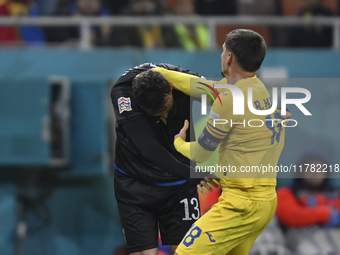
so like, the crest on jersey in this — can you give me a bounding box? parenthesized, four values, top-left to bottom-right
(209, 110, 220, 120)
(118, 97, 132, 114)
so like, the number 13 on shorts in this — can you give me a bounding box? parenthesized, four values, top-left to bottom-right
(180, 198, 200, 221)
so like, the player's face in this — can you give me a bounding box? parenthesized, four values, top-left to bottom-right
(221, 43, 229, 77)
(153, 92, 174, 119)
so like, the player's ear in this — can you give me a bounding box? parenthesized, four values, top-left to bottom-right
(169, 82, 174, 91)
(227, 52, 233, 65)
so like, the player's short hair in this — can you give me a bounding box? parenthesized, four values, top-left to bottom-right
(225, 29, 267, 72)
(132, 69, 171, 115)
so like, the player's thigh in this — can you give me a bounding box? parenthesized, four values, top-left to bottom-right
(226, 228, 263, 255)
(227, 196, 278, 255)
(268, 195, 277, 223)
(176, 195, 275, 255)
(158, 183, 200, 246)
(116, 200, 159, 253)
(114, 172, 159, 253)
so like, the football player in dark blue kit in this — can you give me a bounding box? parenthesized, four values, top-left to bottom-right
(110, 63, 218, 255)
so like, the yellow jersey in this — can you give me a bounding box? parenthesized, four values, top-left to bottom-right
(210, 77, 285, 186)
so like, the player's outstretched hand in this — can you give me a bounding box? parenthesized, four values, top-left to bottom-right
(174, 120, 189, 141)
(278, 108, 292, 120)
(197, 174, 220, 195)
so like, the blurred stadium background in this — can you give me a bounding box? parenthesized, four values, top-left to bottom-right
(0, 0, 340, 254)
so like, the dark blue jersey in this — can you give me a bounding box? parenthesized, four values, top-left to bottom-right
(111, 63, 201, 184)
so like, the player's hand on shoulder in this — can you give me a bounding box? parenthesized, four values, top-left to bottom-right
(197, 173, 220, 195)
(174, 120, 189, 141)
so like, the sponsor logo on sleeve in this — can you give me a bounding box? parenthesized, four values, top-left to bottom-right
(209, 110, 220, 120)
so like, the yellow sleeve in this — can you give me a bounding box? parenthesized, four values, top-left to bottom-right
(214, 78, 228, 94)
(154, 67, 217, 98)
(174, 137, 214, 163)
(174, 137, 190, 159)
(206, 91, 234, 134)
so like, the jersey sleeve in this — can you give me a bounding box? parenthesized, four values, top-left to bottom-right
(174, 137, 213, 164)
(153, 67, 217, 98)
(155, 63, 202, 77)
(214, 78, 228, 94)
(110, 84, 144, 125)
(205, 90, 233, 138)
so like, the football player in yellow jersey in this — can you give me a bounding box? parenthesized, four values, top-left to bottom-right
(168, 29, 287, 255)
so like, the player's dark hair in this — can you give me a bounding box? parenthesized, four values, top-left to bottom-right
(132, 70, 171, 115)
(225, 29, 267, 72)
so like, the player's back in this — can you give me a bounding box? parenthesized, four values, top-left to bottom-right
(211, 77, 285, 200)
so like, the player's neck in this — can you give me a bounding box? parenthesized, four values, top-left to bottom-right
(226, 68, 256, 84)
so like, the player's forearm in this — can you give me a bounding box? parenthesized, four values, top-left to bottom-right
(154, 67, 216, 98)
(174, 137, 213, 163)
